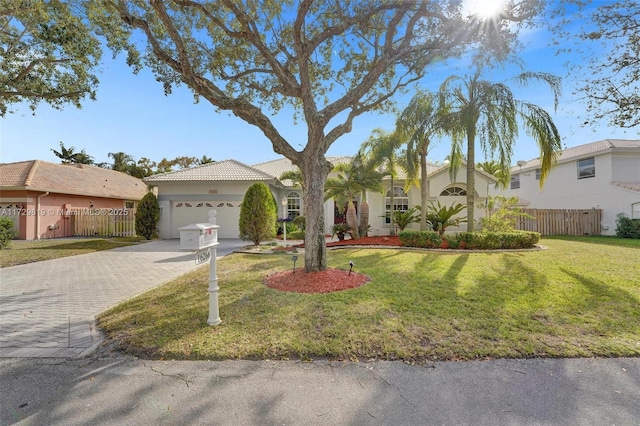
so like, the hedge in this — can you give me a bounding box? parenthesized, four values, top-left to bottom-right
(399, 230, 540, 250)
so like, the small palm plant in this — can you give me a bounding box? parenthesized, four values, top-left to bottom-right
(392, 207, 420, 232)
(425, 200, 467, 235)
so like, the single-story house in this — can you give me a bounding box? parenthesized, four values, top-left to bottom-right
(144, 157, 497, 239)
(0, 160, 148, 240)
(493, 139, 640, 236)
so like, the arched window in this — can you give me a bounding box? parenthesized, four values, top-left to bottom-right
(384, 186, 409, 224)
(440, 186, 467, 196)
(285, 191, 301, 219)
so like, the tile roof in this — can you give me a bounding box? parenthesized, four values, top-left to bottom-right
(144, 159, 276, 183)
(611, 182, 640, 193)
(252, 156, 451, 184)
(0, 160, 148, 200)
(513, 139, 640, 171)
(252, 156, 352, 186)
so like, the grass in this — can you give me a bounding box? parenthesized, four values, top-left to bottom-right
(98, 238, 640, 362)
(544, 234, 640, 248)
(0, 237, 146, 268)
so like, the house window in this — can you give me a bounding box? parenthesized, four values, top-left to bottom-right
(385, 186, 409, 224)
(125, 201, 136, 209)
(632, 202, 640, 219)
(510, 174, 520, 189)
(286, 191, 301, 219)
(577, 157, 595, 179)
(440, 186, 467, 196)
(535, 169, 541, 181)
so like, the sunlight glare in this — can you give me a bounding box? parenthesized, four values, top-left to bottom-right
(465, 0, 505, 19)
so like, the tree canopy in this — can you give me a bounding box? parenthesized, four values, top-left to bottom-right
(0, 0, 102, 116)
(555, 0, 639, 129)
(87, 0, 544, 272)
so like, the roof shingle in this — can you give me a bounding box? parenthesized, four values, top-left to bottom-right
(144, 159, 276, 182)
(514, 139, 640, 171)
(0, 160, 148, 200)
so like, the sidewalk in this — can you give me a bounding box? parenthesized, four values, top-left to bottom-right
(0, 239, 246, 358)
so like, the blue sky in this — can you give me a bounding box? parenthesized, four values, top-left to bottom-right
(0, 5, 636, 169)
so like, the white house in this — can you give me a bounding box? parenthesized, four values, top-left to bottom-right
(494, 139, 640, 235)
(144, 157, 498, 239)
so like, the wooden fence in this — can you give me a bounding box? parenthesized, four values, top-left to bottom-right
(70, 208, 136, 237)
(514, 208, 602, 236)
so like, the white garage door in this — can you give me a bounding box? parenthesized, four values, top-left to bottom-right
(171, 201, 241, 239)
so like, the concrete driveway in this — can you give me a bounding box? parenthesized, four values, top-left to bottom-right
(0, 239, 246, 358)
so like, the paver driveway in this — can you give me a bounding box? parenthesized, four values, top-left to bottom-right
(0, 239, 245, 358)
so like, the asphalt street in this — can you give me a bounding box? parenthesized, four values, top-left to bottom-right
(1, 354, 638, 425)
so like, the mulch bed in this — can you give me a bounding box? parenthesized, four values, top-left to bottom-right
(265, 268, 369, 294)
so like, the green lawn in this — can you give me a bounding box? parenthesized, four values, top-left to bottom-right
(98, 238, 640, 362)
(545, 234, 640, 248)
(0, 237, 145, 268)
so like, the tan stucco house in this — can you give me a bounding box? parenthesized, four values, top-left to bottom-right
(144, 157, 497, 239)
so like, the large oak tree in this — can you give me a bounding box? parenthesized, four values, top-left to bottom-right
(88, 0, 543, 272)
(0, 0, 101, 116)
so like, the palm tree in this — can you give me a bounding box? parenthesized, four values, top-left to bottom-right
(199, 155, 214, 164)
(324, 160, 384, 239)
(396, 90, 446, 231)
(476, 160, 509, 188)
(439, 70, 562, 232)
(359, 128, 406, 236)
(279, 169, 305, 190)
(350, 152, 385, 237)
(108, 152, 135, 172)
(51, 141, 80, 164)
(324, 164, 361, 239)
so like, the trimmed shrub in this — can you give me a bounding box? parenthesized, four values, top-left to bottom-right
(288, 230, 305, 240)
(401, 230, 540, 250)
(398, 230, 441, 248)
(135, 192, 160, 240)
(239, 182, 277, 245)
(0, 217, 17, 249)
(615, 213, 640, 239)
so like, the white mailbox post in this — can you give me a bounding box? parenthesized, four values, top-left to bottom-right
(178, 210, 221, 326)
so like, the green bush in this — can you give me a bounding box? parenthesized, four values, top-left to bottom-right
(135, 192, 160, 240)
(292, 215, 305, 232)
(398, 230, 441, 248)
(0, 217, 17, 249)
(288, 230, 305, 240)
(615, 213, 640, 239)
(479, 196, 532, 232)
(239, 183, 277, 245)
(400, 230, 540, 249)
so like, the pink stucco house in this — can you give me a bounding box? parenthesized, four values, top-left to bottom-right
(0, 160, 148, 240)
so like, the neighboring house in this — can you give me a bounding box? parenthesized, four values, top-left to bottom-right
(0, 161, 148, 240)
(144, 157, 497, 239)
(494, 139, 640, 236)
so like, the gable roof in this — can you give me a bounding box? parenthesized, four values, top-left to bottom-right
(143, 159, 276, 183)
(514, 139, 640, 171)
(427, 162, 498, 183)
(0, 160, 148, 200)
(252, 156, 352, 186)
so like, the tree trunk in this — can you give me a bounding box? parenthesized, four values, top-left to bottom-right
(419, 147, 429, 231)
(300, 154, 332, 272)
(389, 176, 395, 236)
(359, 190, 369, 237)
(346, 200, 359, 239)
(466, 130, 476, 232)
